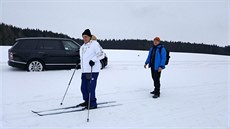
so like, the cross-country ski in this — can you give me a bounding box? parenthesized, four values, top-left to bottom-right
(32, 104, 122, 116)
(32, 101, 116, 114)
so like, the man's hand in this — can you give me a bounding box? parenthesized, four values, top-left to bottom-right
(144, 64, 148, 69)
(89, 60, 95, 67)
(158, 67, 163, 72)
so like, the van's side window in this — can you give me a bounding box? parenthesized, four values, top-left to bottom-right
(62, 41, 80, 51)
(18, 40, 38, 50)
(39, 40, 63, 50)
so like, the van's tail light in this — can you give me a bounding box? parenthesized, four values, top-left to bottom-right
(9, 52, 13, 60)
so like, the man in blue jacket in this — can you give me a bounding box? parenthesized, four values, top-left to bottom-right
(144, 37, 167, 98)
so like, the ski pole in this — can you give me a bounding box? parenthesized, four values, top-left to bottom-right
(60, 64, 78, 105)
(87, 66, 93, 122)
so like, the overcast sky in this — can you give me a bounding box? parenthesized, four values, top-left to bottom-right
(0, 0, 229, 46)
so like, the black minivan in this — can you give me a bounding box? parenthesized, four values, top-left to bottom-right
(8, 37, 108, 72)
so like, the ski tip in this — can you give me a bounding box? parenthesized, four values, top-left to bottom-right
(105, 101, 116, 103)
(37, 114, 43, 116)
(32, 110, 43, 116)
(31, 110, 37, 113)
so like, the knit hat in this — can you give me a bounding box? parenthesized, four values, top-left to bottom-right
(82, 29, 92, 37)
(154, 37, 160, 42)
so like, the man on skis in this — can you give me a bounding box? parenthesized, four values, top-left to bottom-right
(144, 37, 167, 98)
(79, 29, 104, 109)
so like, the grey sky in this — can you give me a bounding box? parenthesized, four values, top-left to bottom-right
(1, 0, 229, 46)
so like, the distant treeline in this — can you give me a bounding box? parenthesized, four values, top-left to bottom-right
(98, 39, 230, 56)
(1, 23, 229, 55)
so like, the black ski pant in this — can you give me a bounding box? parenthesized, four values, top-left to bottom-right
(151, 68, 161, 95)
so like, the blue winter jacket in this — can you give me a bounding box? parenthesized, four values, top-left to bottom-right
(145, 45, 167, 71)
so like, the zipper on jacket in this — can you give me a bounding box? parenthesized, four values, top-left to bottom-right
(81, 45, 84, 73)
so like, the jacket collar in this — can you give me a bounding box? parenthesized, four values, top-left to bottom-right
(153, 44, 162, 48)
(83, 41, 93, 46)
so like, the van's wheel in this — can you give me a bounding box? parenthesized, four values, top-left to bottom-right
(27, 60, 44, 72)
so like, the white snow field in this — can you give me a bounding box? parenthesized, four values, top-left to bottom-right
(0, 46, 229, 129)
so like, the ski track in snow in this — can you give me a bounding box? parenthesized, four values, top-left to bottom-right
(0, 46, 230, 129)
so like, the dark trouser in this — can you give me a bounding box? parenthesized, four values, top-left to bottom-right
(81, 73, 99, 107)
(151, 68, 161, 95)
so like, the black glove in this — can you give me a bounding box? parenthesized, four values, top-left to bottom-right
(89, 60, 95, 67)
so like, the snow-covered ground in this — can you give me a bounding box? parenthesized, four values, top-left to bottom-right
(0, 46, 229, 129)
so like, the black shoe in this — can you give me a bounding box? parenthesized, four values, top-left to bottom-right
(152, 94, 160, 99)
(86, 105, 97, 109)
(150, 91, 156, 94)
(78, 102, 87, 107)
